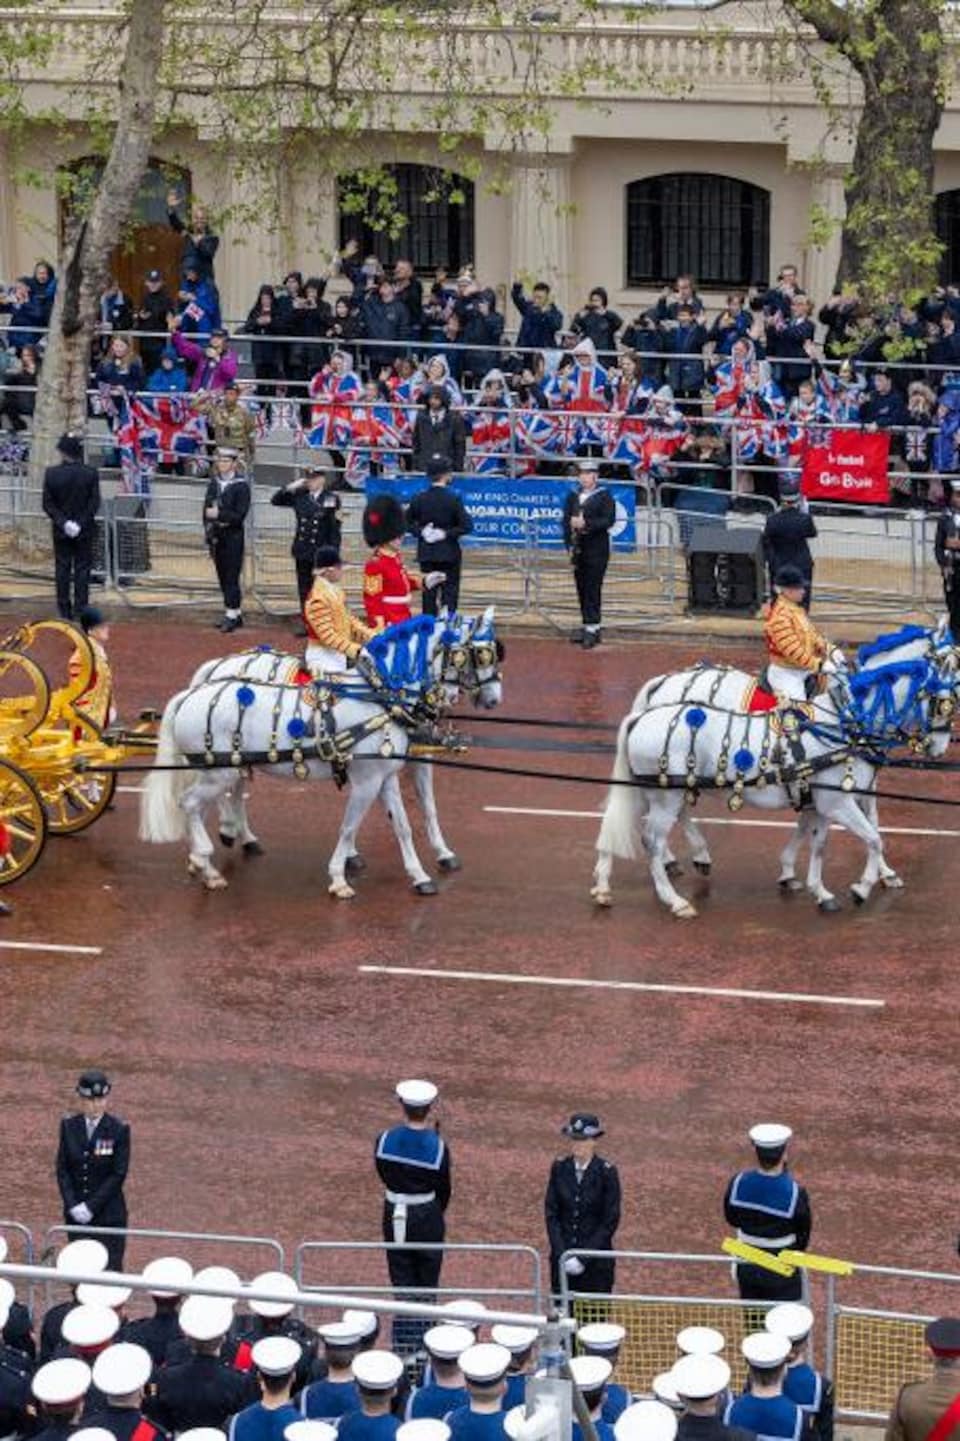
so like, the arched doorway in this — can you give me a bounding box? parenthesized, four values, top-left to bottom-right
(59, 157, 192, 302)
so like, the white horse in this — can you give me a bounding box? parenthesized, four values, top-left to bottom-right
(592, 626, 958, 917)
(139, 612, 502, 898)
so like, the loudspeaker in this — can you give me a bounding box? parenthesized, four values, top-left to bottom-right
(686, 525, 763, 614)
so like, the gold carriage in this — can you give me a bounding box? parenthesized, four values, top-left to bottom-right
(0, 619, 157, 886)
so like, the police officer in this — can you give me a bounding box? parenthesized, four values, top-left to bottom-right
(30, 1355, 92, 1441)
(204, 447, 251, 633)
(0, 1287, 33, 1437)
(446, 1344, 511, 1441)
(42, 433, 101, 621)
(672, 1354, 753, 1441)
(227, 1336, 302, 1441)
(884, 1317, 960, 1441)
(119, 1256, 192, 1368)
(544, 1113, 621, 1297)
(55, 1071, 131, 1270)
(724, 1334, 801, 1441)
(86, 1342, 171, 1441)
(336, 1351, 404, 1441)
(270, 466, 343, 630)
(765, 1304, 833, 1441)
(147, 1296, 253, 1432)
(374, 1080, 451, 1356)
(723, 1123, 811, 1302)
(763, 477, 817, 608)
(405, 1325, 472, 1420)
(562, 460, 616, 648)
(406, 461, 474, 616)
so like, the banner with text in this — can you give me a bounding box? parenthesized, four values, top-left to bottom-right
(801, 430, 891, 505)
(364, 475, 637, 551)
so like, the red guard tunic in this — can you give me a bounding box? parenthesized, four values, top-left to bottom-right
(363, 545, 421, 627)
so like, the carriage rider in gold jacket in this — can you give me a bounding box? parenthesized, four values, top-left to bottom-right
(762, 564, 844, 703)
(303, 545, 377, 677)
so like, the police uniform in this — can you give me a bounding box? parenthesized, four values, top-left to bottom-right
(41, 434, 101, 621)
(271, 477, 343, 610)
(562, 466, 616, 647)
(363, 495, 422, 628)
(405, 471, 473, 616)
(375, 1081, 451, 1355)
(884, 1318, 960, 1441)
(55, 1071, 131, 1271)
(724, 1125, 811, 1303)
(545, 1114, 621, 1296)
(763, 488, 817, 609)
(204, 451, 251, 631)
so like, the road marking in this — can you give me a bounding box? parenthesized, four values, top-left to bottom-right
(359, 964, 884, 1010)
(0, 941, 102, 956)
(483, 806, 959, 839)
(117, 785, 143, 795)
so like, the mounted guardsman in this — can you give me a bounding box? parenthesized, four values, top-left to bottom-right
(762, 565, 843, 703)
(303, 547, 377, 677)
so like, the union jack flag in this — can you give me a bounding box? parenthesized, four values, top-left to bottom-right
(115, 396, 208, 495)
(608, 413, 687, 475)
(544, 360, 611, 447)
(307, 367, 362, 449)
(344, 401, 402, 487)
(469, 407, 513, 475)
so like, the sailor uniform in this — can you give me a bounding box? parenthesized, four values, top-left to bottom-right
(407, 1383, 469, 1421)
(677, 1413, 756, 1441)
(762, 595, 829, 703)
(304, 575, 376, 675)
(562, 485, 616, 635)
(573, 1422, 616, 1441)
(337, 1411, 401, 1441)
(270, 486, 342, 608)
(723, 1169, 811, 1301)
(724, 1393, 802, 1441)
(446, 1408, 509, 1441)
(544, 1154, 622, 1295)
(502, 1376, 527, 1412)
(55, 1113, 131, 1270)
(299, 1376, 362, 1421)
(374, 1124, 451, 1353)
(82, 1404, 171, 1441)
(204, 472, 251, 619)
(227, 1398, 301, 1441)
(363, 548, 421, 628)
(783, 1363, 833, 1441)
(146, 1351, 255, 1431)
(601, 1384, 631, 1424)
(225, 1321, 317, 1396)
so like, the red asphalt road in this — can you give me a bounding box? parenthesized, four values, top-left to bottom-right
(0, 614, 957, 1316)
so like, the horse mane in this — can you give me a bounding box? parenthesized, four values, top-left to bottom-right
(856, 625, 930, 667)
(364, 616, 437, 688)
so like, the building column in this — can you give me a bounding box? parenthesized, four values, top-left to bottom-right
(0, 139, 17, 286)
(803, 166, 846, 301)
(508, 150, 575, 320)
(214, 148, 287, 318)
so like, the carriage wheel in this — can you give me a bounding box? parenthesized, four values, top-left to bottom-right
(0, 760, 47, 886)
(40, 770, 118, 836)
(0, 651, 51, 740)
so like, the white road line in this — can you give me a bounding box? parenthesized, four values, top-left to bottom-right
(358, 964, 884, 1010)
(0, 941, 102, 956)
(483, 805, 959, 839)
(117, 785, 143, 794)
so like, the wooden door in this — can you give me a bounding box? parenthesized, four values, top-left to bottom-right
(111, 224, 184, 309)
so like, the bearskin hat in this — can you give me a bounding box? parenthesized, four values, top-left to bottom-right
(363, 493, 406, 548)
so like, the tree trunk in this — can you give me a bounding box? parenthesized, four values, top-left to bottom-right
(30, 0, 167, 489)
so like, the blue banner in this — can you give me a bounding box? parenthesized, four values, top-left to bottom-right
(363, 474, 636, 551)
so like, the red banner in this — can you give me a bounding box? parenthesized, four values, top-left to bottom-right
(801, 430, 891, 504)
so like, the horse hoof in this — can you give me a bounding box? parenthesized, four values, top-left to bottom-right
(328, 880, 356, 900)
(218, 832, 236, 848)
(881, 873, 904, 889)
(818, 896, 842, 913)
(243, 839, 264, 857)
(414, 880, 438, 896)
(591, 887, 613, 908)
(203, 873, 228, 892)
(779, 876, 803, 892)
(672, 901, 698, 920)
(693, 860, 712, 876)
(665, 859, 683, 878)
(850, 886, 867, 906)
(438, 854, 462, 872)
(344, 853, 366, 875)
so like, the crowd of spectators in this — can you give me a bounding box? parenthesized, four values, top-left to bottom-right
(6, 195, 960, 507)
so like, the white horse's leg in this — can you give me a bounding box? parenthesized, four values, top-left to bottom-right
(645, 793, 698, 919)
(681, 815, 713, 874)
(328, 772, 382, 899)
(804, 810, 839, 911)
(181, 773, 233, 890)
(380, 772, 436, 894)
(411, 761, 460, 870)
(218, 775, 263, 855)
(861, 792, 902, 887)
(838, 796, 886, 905)
(778, 810, 812, 891)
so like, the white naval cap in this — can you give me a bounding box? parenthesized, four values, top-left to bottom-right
(614, 1401, 679, 1441)
(318, 1320, 365, 1348)
(423, 1324, 475, 1359)
(742, 1332, 791, 1368)
(352, 1350, 404, 1390)
(61, 1304, 121, 1349)
(342, 1309, 378, 1341)
(765, 1303, 814, 1343)
(76, 1282, 132, 1310)
(141, 1255, 194, 1299)
(0, 1278, 13, 1313)
(193, 1265, 242, 1293)
(252, 1335, 302, 1376)
(569, 1356, 613, 1391)
(671, 1354, 731, 1401)
(748, 1123, 793, 1149)
(490, 1325, 539, 1355)
(460, 1342, 512, 1385)
(179, 1296, 235, 1343)
(397, 1424, 451, 1441)
(179, 1431, 227, 1441)
(285, 1424, 338, 1441)
(439, 1298, 487, 1328)
(651, 1371, 680, 1407)
(91, 1342, 153, 1397)
(676, 1327, 725, 1356)
(73, 1430, 118, 1441)
(248, 1271, 299, 1318)
(0, 1237, 6, 1263)
(57, 1239, 109, 1276)
(396, 1079, 438, 1107)
(578, 1321, 626, 1353)
(32, 1356, 93, 1406)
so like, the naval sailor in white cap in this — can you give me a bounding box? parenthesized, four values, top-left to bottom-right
(227, 1336, 302, 1441)
(405, 1325, 472, 1420)
(31, 1355, 93, 1441)
(337, 1350, 405, 1441)
(724, 1334, 801, 1441)
(723, 1124, 811, 1302)
(577, 1322, 631, 1423)
(671, 1354, 751, 1441)
(765, 1304, 833, 1441)
(119, 1256, 193, 1368)
(490, 1326, 538, 1412)
(146, 1295, 253, 1432)
(298, 1319, 364, 1421)
(40, 1239, 111, 1362)
(568, 1355, 616, 1441)
(374, 1080, 451, 1354)
(85, 1342, 170, 1441)
(445, 1343, 511, 1441)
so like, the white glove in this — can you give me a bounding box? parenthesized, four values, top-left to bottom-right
(70, 1203, 93, 1224)
(63, 520, 81, 539)
(422, 524, 446, 543)
(424, 571, 445, 590)
(563, 1256, 585, 1276)
(830, 646, 847, 669)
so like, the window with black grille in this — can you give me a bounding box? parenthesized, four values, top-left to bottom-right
(625, 173, 770, 288)
(338, 164, 475, 274)
(935, 190, 960, 283)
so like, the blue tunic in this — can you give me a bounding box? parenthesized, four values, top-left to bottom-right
(503, 1376, 528, 1411)
(783, 1365, 823, 1416)
(300, 1378, 361, 1421)
(446, 1407, 509, 1441)
(228, 1401, 300, 1441)
(725, 1394, 802, 1441)
(337, 1413, 400, 1441)
(601, 1384, 631, 1424)
(407, 1384, 469, 1421)
(574, 1422, 616, 1441)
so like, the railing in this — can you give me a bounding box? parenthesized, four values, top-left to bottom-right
(294, 1240, 544, 1313)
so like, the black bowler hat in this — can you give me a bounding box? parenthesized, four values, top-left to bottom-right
(57, 433, 84, 462)
(926, 1318, 960, 1357)
(562, 1112, 604, 1140)
(76, 1069, 111, 1099)
(775, 564, 806, 590)
(313, 546, 342, 570)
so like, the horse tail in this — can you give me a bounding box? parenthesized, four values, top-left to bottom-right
(138, 696, 191, 843)
(596, 714, 645, 861)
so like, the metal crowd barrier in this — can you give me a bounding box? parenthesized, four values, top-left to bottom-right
(294, 1239, 544, 1314)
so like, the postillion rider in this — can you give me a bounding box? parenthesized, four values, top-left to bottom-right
(762, 565, 844, 704)
(303, 546, 377, 678)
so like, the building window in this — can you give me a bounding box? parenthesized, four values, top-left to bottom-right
(936, 190, 960, 282)
(625, 173, 770, 288)
(338, 164, 475, 274)
(59, 157, 191, 297)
